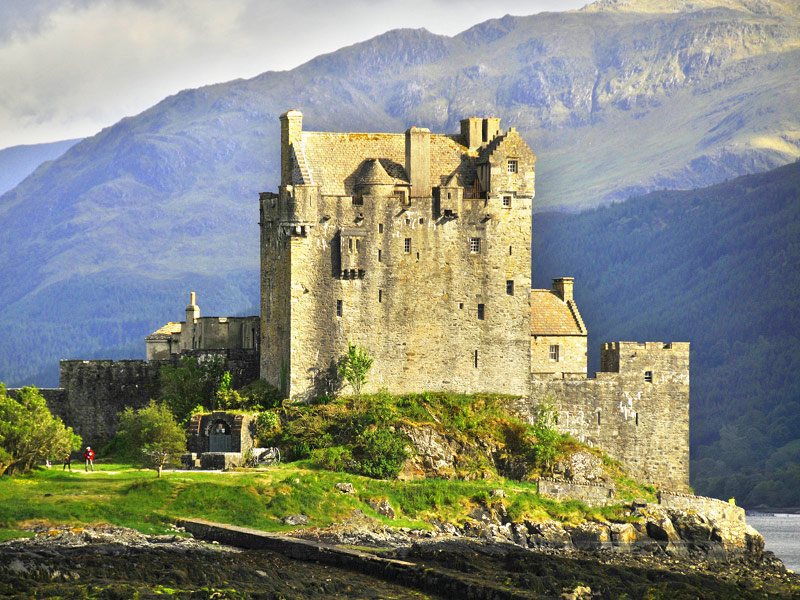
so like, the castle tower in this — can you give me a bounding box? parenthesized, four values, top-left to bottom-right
(183, 291, 200, 351)
(260, 113, 537, 399)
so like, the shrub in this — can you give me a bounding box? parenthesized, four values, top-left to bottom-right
(350, 428, 409, 479)
(311, 446, 353, 472)
(338, 343, 373, 398)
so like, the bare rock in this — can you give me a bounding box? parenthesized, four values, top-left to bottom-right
(335, 482, 355, 494)
(367, 498, 396, 519)
(283, 514, 309, 526)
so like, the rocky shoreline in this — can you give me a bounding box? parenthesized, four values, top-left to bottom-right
(2, 502, 799, 600)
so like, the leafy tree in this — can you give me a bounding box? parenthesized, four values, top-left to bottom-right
(117, 401, 186, 477)
(0, 384, 82, 476)
(337, 343, 373, 398)
(530, 400, 562, 474)
(159, 355, 226, 423)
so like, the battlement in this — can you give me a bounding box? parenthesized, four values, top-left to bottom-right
(600, 341, 690, 384)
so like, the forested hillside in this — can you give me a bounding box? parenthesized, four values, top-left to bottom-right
(532, 161, 800, 507)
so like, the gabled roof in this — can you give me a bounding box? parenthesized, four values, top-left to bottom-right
(296, 132, 478, 195)
(145, 322, 182, 341)
(530, 291, 586, 336)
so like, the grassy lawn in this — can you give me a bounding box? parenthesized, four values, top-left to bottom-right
(0, 460, 634, 540)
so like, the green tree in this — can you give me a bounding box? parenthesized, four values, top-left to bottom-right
(337, 343, 373, 398)
(0, 384, 82, 476)
(117, 401, 187, 477)
(160, 355, 226, 423)
(531, 400, 562, 474)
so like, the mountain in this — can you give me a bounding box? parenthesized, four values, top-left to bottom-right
(0, 139, 81, 196)
(1, 0, 799, 388)
(532, 160, 800, 507)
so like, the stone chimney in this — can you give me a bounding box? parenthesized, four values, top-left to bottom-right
(183, 292, 200, 351)
(405, 126, 431, 198)
(552, 277, 574, 302)
(279, 110, 303, 186)
(483, 117, 501, 143)
(460, 117, 483, 151)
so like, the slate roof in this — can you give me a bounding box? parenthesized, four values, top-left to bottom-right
(530, 291, 586, 336)
(296, 132, 479, 195)
(145, 322, 182, 341)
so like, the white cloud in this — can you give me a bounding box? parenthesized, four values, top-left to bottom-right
(0, 0, 587, 148)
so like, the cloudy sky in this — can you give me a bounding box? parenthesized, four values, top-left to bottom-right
(0, 0, 588, 149)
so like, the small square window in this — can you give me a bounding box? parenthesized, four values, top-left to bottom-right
(503, 195, 512, 208)
(549, 345, 559, 361)
(507, 159, 518, 174)
(404, 238, 411, 253)
(506, 280, 514, 295)
(419, 218, 424, 224)
(405, 218, 411, 225)
(477, 304, 485, 320)
(336, 300, 342, 317)
(645, 371, 653, 383)
(469, 238, 481, 253)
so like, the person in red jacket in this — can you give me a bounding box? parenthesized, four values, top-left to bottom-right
(84, 447, 94, 472)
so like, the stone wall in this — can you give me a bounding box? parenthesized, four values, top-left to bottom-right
(37, 349, 259, 450)
(659, 491, 745, 523)
(507, 342, 690, 491)
(537, 478, 615, 507)
(186, 411, 257, 455)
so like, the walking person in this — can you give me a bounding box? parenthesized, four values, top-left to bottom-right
(63, 453, 71, 471)
(84, 447, 94, 472)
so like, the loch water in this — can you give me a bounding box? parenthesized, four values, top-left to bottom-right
(747, 513, 800, 573)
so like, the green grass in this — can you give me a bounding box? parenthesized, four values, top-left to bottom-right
(0, 461, 639, 539)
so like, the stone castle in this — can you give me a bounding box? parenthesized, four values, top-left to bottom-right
(27, 111, 690, 491)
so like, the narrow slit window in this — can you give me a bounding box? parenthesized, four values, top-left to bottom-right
(355, 238, 360, 253)
(336, 300, 342, 317)
(635, 412, 639, 426)
(645, 371, 653, 383)
(597, 412, 601, 425)
(348, 238, 353, 252)
(506, 280, 514, 296)
(509, 246, 512, 256)
(378, 249, 382, 262)
(379, 223, 384, 233)
(474, 349, 478, 368)
(404, 238, 411, 253)
(379, 290, 383, 303)
(477, 304, 485, 320)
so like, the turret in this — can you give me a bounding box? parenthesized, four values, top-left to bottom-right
(280, 110, 303, 187)
(183, 292, 200, 351)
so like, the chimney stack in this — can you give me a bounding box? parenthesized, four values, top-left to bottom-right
(405, 126, 431, 198)
(552, 277, 574, 302)
(279, 110, 303, 186)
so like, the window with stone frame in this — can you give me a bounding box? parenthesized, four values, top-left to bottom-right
(469, 237, 481, 253)
(645, 370, 653, 383)
(506, 280, 514, 295)
(502, 195, 512, 208)
(507, 159, 518, 174)
(549, 344, 559, 361)
(477, 303, 485, 320)
(404, 238, 411, 253)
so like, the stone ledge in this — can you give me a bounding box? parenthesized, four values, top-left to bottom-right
(178, 518, 536, 600)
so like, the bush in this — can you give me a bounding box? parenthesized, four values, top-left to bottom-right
(350, 428, 409, 479)
(311, 446, 353, 472)
(0, 384, 82, 475)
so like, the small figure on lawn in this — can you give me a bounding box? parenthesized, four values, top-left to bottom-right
(63, 453, 72, 471)
(84, 446, 95, 472)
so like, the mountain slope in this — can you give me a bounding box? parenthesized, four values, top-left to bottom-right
(1, 0, 799, 389)
(0, 139, 80, 196)
(532, 160, 800, 507)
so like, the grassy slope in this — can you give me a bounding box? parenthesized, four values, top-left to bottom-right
(0, 461, 640, 542)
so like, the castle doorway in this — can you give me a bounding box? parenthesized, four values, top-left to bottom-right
(209, 420, 232, 452)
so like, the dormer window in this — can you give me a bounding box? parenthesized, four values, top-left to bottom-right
(507, 159, 518, 174)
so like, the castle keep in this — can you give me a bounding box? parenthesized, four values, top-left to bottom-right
(34, 111, 690, 491)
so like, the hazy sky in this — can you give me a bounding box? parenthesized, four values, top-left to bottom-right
(0, 0, 588, 149)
